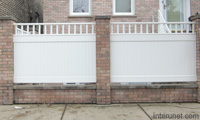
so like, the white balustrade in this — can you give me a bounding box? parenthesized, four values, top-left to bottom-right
(110, 22, 196, 34)
(14, 23, 96, 35)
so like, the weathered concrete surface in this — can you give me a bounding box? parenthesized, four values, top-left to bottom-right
(63, 104, 150, 120)
(140, 103, 200, 120)
(0, 104, 65, 120)
(0, 104, 200, 120)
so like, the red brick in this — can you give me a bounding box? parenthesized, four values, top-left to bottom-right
(0, 19, 15, 105)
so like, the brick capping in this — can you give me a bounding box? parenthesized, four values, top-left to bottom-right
(95, 16, 111, 20)
(13, 85, 96, 90)
(111, 84, 198, 89)
(0, 16, 17, 22)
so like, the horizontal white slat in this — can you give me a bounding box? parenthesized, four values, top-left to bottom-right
(14, 35, 96, 42)
(111, 75, 197, 83)
(111, 34, 196, 41)
(14, 76, 96, 83)
(110, 22, 196, 24)
(14, 22, 96, 25)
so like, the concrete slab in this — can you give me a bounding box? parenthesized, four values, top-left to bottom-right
(140, 103, 200, 120)
(63, 104, 150, 120)
(0, 104, 65, 120)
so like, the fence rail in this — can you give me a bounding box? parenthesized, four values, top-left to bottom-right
(110, 22, 196, 34)
(14, 23, 96, 35)
(14, 22, 196, 35)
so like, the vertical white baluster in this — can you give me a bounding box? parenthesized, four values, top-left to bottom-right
(33, 25, 35, 35)
(38, 25, 41, 34)
(186, 24, 189, 33)
(80, 25, 82, 34)
(86, 24, 88, 34)
(192, 23, 195, 33)
(27, 25, 29, 35)
(123, 24, 125, 34)
(74, 25, 76, 34)
(117, 24, 119, 33)
(21, 25, 23, 35)
(152, 24, 154, 33)
(129, 24, 131, 34)
(181, 24, 183, 33)
(56, 25, 58, 34)
(146, 24, 148, 33)
(50, 25, 52, 34)
(175, 24, 177, 33)
(62, 25, 64, 34)
(44, 25, 47, 34)
(135, 24, 137, 33)
(68, 25, 70, 34)
(140, 24, 143, 33)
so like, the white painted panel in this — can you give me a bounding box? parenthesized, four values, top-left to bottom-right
(111, 34, 197, 82)
(14, 35, 96, 83)
(14, 35, 96, 43)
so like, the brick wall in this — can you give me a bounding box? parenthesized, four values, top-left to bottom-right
(191, 0, 200, 16)
(14, 90, 96, 104)
(0, 18, 15, 105)
(43, 0, 200, 23)
(190, 15, 200, 102)
(43, 0, 159, 23)
(96, 16, 111, 105)
(111, 88, 197, 103)
(14, 88, 197, 104)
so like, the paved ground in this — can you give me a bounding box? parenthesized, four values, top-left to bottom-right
(0, 103, 200, 120)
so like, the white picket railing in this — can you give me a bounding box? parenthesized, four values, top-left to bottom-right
(110, 22, 196, 34)
(14, 23, 96, 35)
(14, 22, 195, 35)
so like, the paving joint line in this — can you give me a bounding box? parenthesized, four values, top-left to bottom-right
(137, 104, 152, 120)
(60, 104, 67, 120)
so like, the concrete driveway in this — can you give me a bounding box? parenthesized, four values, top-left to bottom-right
(0, 103, 199, 120)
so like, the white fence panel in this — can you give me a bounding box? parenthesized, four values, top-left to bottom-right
(14, 35, 96, 83)
(111, 34, 197, 83)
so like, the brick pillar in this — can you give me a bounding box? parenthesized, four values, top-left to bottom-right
(95, 16, 111, 105)
(0, 16, 16, 104)
(190, 14, 200, 102)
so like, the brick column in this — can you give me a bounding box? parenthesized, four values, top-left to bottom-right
(95, 16, 111, 105)
(0, 16, 16, 104)
(190, 14, 200, 102)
